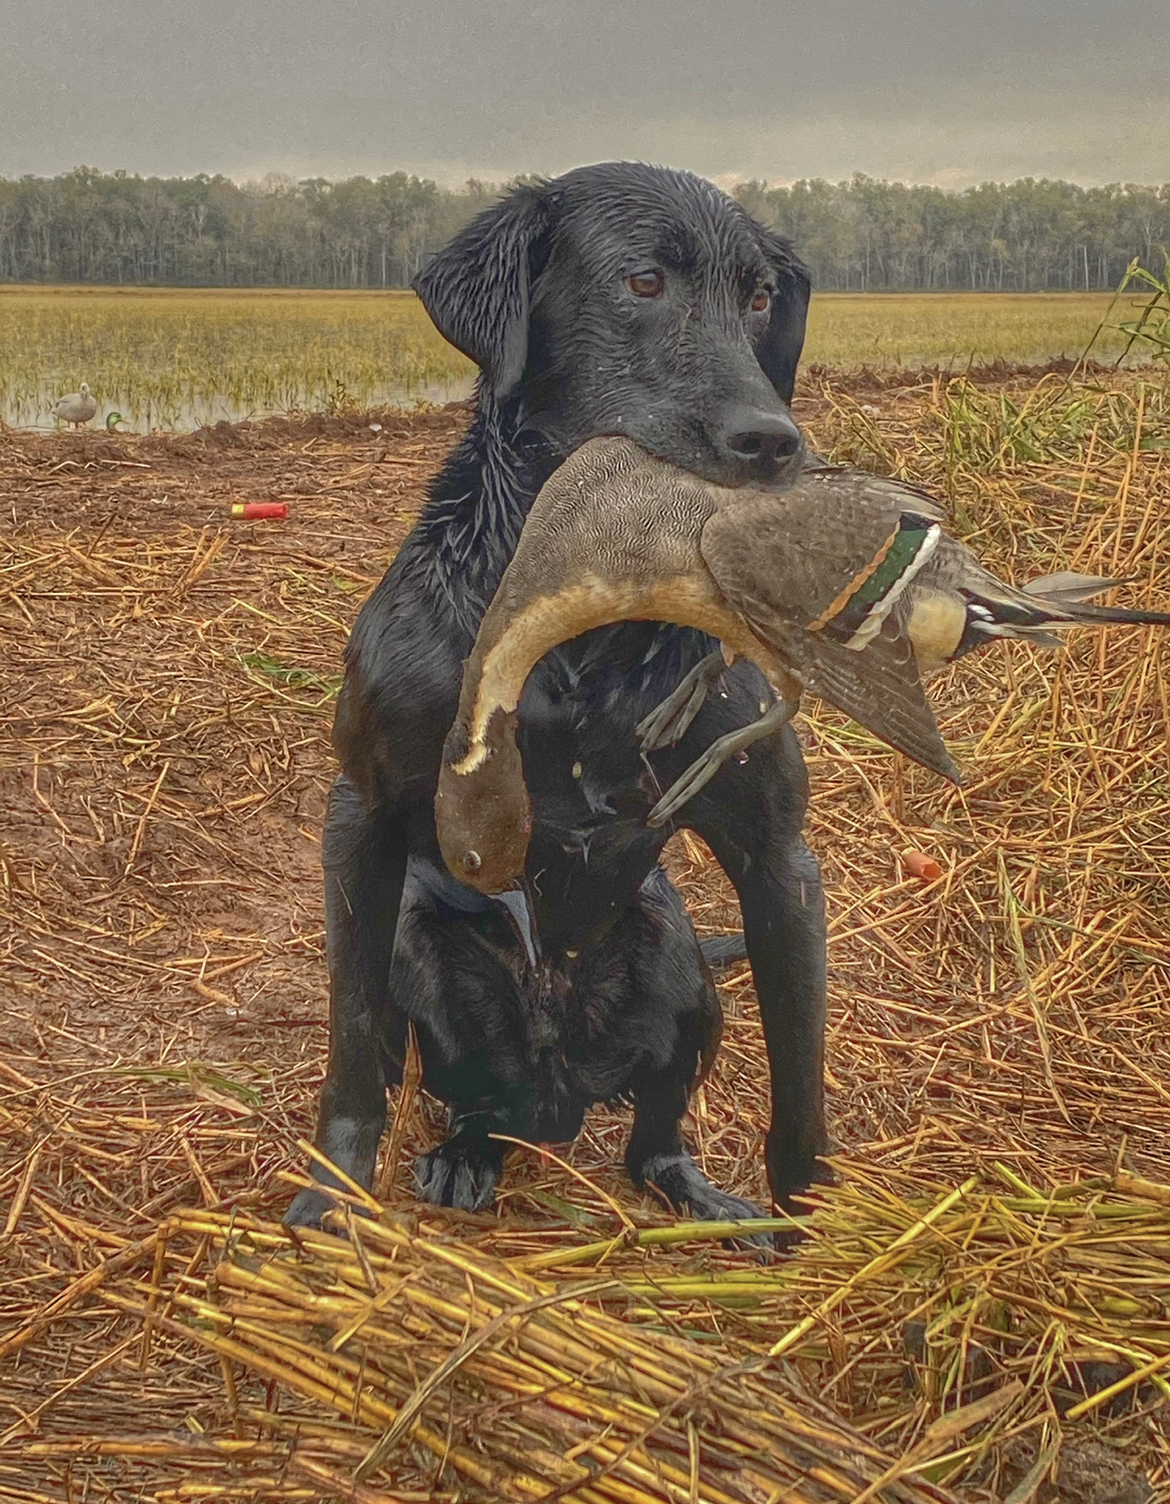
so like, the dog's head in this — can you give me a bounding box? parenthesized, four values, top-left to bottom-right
(414, 162, 809, 487)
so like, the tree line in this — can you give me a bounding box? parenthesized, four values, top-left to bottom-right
(0, 167, 1166, 292)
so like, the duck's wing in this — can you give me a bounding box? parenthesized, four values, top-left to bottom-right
(700, 480, 961, 782)
(1021, 570, 1117, 602)
(756, 608, 959, 781)
(700, 471, 947, 641)
(785, 466, 950, 523)
(715, 470, 949, 634)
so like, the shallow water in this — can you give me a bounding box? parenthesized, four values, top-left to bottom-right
(6, 376, 476, 434)
(0, 286, 477, 433)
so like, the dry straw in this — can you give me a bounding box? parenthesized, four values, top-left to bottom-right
(104, 1191, 971, 1504)
(59, 1159, 1170, 1502)
(2, 364, 1169, 1499)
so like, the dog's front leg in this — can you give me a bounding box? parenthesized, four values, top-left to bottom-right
(626, 1066, 766, 1225)
(745, 835, 832, 1206)
(692, 792, 832, 1208)
(285, 774, 407, 1229)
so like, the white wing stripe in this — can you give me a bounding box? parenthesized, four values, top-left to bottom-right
(843, 524, 942, 651)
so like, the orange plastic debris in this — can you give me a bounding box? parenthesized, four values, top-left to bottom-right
(903, 849, 943, 881)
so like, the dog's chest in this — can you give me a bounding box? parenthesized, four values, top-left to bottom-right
(518, 683, 657, 874)
(518, 622, 696, 815)
(509, 624, 703, 939)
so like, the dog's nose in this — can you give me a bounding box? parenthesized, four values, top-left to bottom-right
(721, 408, 803, 473)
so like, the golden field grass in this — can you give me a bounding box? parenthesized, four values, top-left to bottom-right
(0, 285, 1149, 431)
(804, 291, 1139, 372)
(0, 287, 471, 431)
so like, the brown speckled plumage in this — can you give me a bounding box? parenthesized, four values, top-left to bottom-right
(437, 437, 1170, 892)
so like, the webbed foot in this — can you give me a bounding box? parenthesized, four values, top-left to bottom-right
(646, 696, 800, 826)
(636, 650, 728, 752)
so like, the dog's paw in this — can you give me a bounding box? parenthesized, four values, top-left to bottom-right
(634, 1152, 784, 1251)
(413, 1139, 501, 1211)
(684, 1184, 767, 1223)
(767, 1138, 836, 1210)
(284, 1185, 343, 1230)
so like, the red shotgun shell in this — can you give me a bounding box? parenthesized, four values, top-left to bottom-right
(231, 502, 288, 521)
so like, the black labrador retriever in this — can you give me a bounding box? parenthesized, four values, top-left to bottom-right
(286, 162, 830, 1229)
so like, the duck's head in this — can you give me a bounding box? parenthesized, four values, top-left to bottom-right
(436, 706, 531, 895)
(79, 382, 91, 397)
(105, 411, 125, 432)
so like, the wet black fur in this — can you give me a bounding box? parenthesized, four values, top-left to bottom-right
(286, 162, 831, 1229)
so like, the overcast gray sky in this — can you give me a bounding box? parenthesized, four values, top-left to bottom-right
(2, 0, 1166, 187)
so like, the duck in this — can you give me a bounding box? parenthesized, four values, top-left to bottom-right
(105, 411, 128, 433)
(435, 436, 1170, 894)
(53, 382, 99, 429)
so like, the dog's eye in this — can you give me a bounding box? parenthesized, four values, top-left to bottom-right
(750, 287, 771, 314)
(626, 269, 665, 299)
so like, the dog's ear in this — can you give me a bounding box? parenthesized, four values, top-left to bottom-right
(413, 184, 551, 398)
(754, 227, 811, 404)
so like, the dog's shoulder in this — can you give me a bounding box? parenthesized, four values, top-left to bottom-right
(333, 531, 467, 807)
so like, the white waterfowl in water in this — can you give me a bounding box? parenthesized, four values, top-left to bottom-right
(53, 382, 99, 429)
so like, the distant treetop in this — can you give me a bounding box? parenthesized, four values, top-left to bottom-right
(0, 167, 1166, 292)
